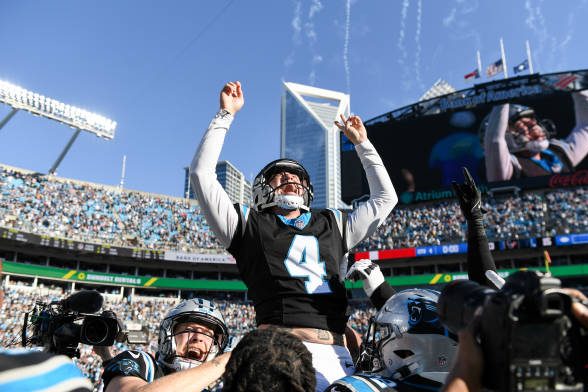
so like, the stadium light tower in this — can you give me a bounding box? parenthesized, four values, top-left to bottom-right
(0, 79, 117, 174)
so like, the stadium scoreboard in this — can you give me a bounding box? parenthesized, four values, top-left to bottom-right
(341, 69, 588, 204)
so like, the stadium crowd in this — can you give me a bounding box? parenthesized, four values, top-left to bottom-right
(0, 284, 373, 390)
(356, 188, 586, 251)
(0, 166, 224, 253)
(1, 165, 587, 255)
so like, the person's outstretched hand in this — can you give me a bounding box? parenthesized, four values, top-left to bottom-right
(335, 114, 367, 145)
(452, 167, 485, 221)
(220, 81, 244, 115)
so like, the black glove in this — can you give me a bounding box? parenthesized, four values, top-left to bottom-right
(452, 167, 485, 221)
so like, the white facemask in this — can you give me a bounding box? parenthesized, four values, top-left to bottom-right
(525, 139, 549, 153)
(274, 194, 305, 210)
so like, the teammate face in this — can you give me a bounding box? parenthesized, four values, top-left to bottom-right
(173, 322, 215, 362)
(510, 117, 546, 141)
(268, 171, 305, 196)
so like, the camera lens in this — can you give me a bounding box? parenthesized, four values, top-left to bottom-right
(82, 317, 109, 345)
(438, 280, 495, 333)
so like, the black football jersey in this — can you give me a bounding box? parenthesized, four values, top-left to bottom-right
(228, 205, 349, 334)
(102, 350, 167, 389)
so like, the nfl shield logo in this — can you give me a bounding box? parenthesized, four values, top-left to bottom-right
(438, 356, 448, 367)
(294, 219, 305, 229)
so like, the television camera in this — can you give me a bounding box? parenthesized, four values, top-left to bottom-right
(22, 290, 124, 358)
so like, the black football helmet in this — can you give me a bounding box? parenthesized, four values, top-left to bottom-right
(251, 158, 314, 211)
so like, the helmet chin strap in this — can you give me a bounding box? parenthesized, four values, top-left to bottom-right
(525, 139, 550, 153)
(391, 362, 420, 380)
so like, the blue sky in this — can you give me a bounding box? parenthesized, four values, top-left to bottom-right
(1, 0, 586, 197)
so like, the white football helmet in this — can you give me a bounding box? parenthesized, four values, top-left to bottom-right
(251, 158, 313, 211)
(157, 298, 228, 372)
(359, 289, 457, 384)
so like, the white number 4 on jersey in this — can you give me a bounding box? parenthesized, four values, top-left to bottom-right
(284, 235, 332, 294)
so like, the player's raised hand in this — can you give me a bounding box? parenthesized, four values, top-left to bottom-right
(452, 167, 485, 221)
(220, 81, 244, 115)
(335, 114, 367, 145)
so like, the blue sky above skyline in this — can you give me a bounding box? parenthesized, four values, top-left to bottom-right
(0, 0, 586, 197)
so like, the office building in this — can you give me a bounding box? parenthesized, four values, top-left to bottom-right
(281, 82, 350, 209)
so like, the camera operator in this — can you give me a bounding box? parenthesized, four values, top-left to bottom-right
(442, 291, 588, 392)
(0, 260, 93, 392)
(438, 168, 588, 392)
(101, 298, 230, 392)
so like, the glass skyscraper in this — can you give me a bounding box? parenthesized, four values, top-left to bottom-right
(281, 82, 350, 209)
(184, 161, 251, 205)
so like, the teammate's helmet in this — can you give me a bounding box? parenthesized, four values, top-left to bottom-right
(361, 289, 457, 384)
(325, 374, 398, 391)
(157, 298, 229, 372)
(251, 158, 314, 211)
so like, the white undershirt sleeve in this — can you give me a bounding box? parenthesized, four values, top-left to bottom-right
(563, 90, 588, 166)
(345, 139, 398, 250)
(485, 104, 514, 181)
(190, 111, 239, 248)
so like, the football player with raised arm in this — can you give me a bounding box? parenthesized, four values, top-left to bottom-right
(191, 81, 398, 391)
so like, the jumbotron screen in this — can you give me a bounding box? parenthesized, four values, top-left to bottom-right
(341, 70, 588, 204)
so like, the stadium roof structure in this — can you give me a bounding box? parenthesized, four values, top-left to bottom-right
(418, 79, 456, 102)
(0, 79, 117, 174)
(366, 69, 588, 126)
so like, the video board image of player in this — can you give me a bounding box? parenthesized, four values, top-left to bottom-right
(346, 87, 588, 201)
(482, 90, 588, 182)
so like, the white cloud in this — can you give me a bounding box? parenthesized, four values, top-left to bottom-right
(443, 8, 456, 27)
(292, 1, 302, 39)
(397, 0, 410, 90)
(309, 0, 323, 18)
(305, 22, 317, 43)
(414, 0, 424, 91)
(460, 0, 479, 14)
(525, 0, 560, 71)
(442, 0, 481, 54)
(309, 70, 317, 86)
(284, 52, 295, 68)
(343, 0, 351, 93)
(285, 1, 303, 71)
(304, 0, 324, 86)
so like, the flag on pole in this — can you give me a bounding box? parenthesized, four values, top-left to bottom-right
(486, 59, 504, 77)
(499, 38, 508, 79)
(464, 68, 480, 80)
(513, 59, 529, 74)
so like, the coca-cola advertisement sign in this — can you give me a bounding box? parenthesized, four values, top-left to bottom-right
(548, 170, 588, 188)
